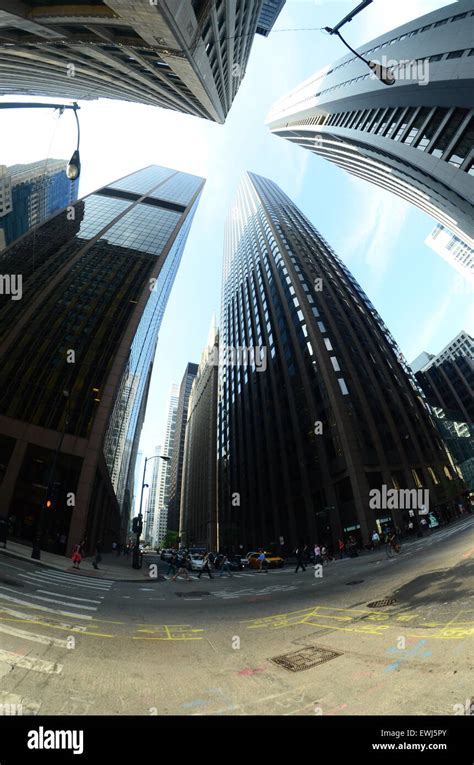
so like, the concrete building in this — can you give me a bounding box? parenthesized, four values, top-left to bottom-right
(167, 362, 198, 534)
(0, 0, 285, 124)
(256, 0, 286, 37)
(0, 160, 78, 251)
(143, 444, 161, 544)
(180, 317, 219, 550)
(267, 2, 474, 245)
(0, 166, 204, 554)
(425, 224, 474, 282)
(218, 172, 463, 554)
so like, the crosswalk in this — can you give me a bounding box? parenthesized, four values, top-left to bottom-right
(163, 568, 290, 581)
(0, 561, 114, 624)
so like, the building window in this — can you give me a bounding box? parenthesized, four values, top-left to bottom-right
(447, 121, 473, 166)
(429, 108, 468, 158)
(338, 378, 349, 395)
(415, 107, 449, 150)
(403, 107, 431, 145)
(411, 469, 422, 488)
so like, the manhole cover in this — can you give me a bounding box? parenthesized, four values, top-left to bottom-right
(345, 580, 364, 585)
(270, 645, 343, 672)
(175, 591, 209, 598)
(367, 598, 397, 608)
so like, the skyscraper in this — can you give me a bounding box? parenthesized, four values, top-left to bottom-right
(424, 224, 474, 283)
(167, 362, 198, 534)
(256, 1, 286, 37)
(153, 384, 179, 546)
(414, 330, 474, 422)
(0, 160, 79, 250)
(218, 172, 462, 553)
(0, 165, 204, 553)
(180, 317, 219, 550)
(266, 2, 474, 244)
(0, 0, 285, 123)
(144, 444, 161, 544)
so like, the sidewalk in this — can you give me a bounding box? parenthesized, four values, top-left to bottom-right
(0, 540, 163, 582)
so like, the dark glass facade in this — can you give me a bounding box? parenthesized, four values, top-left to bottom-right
(0, 166, 204, 553)
(415, 355, 474, 423)
(218, 172, 463, 554)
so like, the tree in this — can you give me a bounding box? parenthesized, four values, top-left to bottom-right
(162, 530, 179, 548)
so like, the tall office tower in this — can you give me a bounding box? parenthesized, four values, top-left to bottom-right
(0, 1, 285, 124)
(425, 224, 474, 282)
(143, 444, 161, 543)
(256, 0, 286, 37)
(414, 331, 474, 423)
(153, 384, 179, 546)
(167, 362, 198, 533)
(267, 2, 474, 244)
(218, 172, 462, 553)
(0, 160, 79, 251)
(180, 318, 219, 550)
(0, 166, 204, 553)
(431, 409, 474, 491)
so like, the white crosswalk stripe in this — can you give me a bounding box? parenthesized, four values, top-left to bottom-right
(0, 648, 62, 674)
(19, 572, 112, 591)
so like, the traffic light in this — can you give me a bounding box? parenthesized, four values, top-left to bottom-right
(132, 516, 142, 534)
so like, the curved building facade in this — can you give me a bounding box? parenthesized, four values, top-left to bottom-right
(0, 0, 284, 123)
(218, 172, 463, 554)
(267, 1, 474, 245)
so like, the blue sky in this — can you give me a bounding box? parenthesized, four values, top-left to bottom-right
(1, 0, 471, 509)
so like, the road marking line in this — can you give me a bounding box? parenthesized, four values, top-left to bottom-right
(19, 573, 111, 591)
(0, 623, 69, 647)
(18, 593, 97, 611)
(36, 590, 103, 603)
(0, 611, 115, 637)
(0, 648, 62, 674)
(0, 592, 92, 619)
(23, 570, 113, 586)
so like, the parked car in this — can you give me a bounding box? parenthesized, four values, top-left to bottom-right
(247, 551, 284, 569)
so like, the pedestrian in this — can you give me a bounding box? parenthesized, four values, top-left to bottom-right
(197, 551, 213, 579)
(314, 543, 322, 565)
(371, 530, 380, 549)
(172, 550, 191, 582)
(257, 551, 268, 573)
(71, 542, 82, 569)
(338, 538, 345, 559)
(219, 554, 232, 577)
(92, 539, 103, 570)
(166, 550, 177, 577)
(321, 545, 329, 565)
(294, 546, 306, 573)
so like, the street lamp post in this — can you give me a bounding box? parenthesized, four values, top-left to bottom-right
(132, 454, 170, 569)
(324, 0, 396, 86)
(0, 101, 82, 180)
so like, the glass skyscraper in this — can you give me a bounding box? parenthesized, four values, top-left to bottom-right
(218, 172, 463, 554)
(0, 160, 79, 251)
(0, 165, 204, 553)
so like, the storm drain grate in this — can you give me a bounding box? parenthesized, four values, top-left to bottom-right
(175, 591, 210, 598)
(367, 598, 397, 608)
(270, 645, 343, 672)
(345, 580, 364, 585)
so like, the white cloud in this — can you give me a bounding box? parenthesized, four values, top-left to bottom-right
(342, 177, 410, 289)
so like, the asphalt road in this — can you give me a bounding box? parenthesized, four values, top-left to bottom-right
(0, 516, 473, 716)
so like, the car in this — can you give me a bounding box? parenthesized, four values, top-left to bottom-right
(160, 549, 173, 562)
(187, 554, 205, 571)
(246, 551, 284, 569)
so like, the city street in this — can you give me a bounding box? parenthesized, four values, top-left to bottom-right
(0, 516, 472, 716)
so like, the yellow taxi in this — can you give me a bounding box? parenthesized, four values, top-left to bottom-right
(247, 551, 284, 569)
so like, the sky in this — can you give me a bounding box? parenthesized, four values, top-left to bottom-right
(1, 0, 471, 513)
